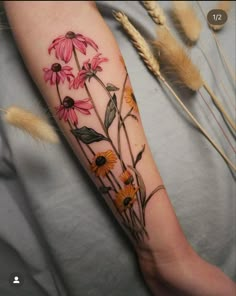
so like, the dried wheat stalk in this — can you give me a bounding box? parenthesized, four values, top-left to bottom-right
(142, 1, 166, 26)
(1, 106, 59, 143)
(113, 11, 236, 171)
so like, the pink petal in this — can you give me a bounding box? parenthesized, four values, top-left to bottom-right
(77, 108, 91, 115)
(73, 39, 86, 55)
(44, 70, 53, 82)
(66, 74, 74, 83)
(63, 39, 73, 63)
(84, 36, 98, 51)
(74, 99, 93, 110)
(70, 109, 78, 125)
(56, 73, 61, 84)
(57, 71, 66, 83)
(57, 108, 66, 120)
(51, 72, 57, 85)
(64, 110, 70, 121)
(82, 60, 90, 71)
(48, 36, 65, 54)
(58, 39, 67, 61)
(91, 54, 101, 69)
(62, 65, 73, 71)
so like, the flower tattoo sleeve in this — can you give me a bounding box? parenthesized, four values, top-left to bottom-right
(43, 31, 165, 243)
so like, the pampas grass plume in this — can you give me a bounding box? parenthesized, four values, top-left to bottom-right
(172, 1, 201, 43)
(4, 106, 59, 143)
(155, 26, 203, 91)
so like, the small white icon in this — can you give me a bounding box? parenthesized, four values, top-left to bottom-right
(13, 276, 20, 284)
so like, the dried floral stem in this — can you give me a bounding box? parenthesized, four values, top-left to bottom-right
(203, 81, 236, 132)
(113, 11, 236, 171)
(198, 90, 235, 153)
(118, 72, 129, 169)
(161, 76, 236, 170)
(56, 82, 62, 104)
(198, 43, 235, 109)
(142, 1, 166, 26)
(212, 31, 236, 82)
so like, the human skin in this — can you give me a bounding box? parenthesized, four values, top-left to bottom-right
(4, 1, 236, 295)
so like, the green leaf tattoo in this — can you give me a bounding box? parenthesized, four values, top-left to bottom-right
(104, 93, 117, 130)
(72, 127, 108, 144)
(106, 83, 120, 92)
(134, 144, 145, 167)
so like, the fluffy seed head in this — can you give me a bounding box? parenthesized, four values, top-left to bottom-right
(4, 106, 59, 143)
(154, 27, 203, 91)
(172, 1, 201, 43)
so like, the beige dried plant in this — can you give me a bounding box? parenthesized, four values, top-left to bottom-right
(1, 106, 59, 143)
(155, 26, 203, 91)
(113, 11, 236, 171)
(142, 2, 235, 132)
(172, 1, 201, 43)
(142, 1, 166, 26)
(113, 12, 160, 78)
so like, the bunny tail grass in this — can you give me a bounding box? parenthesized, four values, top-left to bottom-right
(113, 11, 235, 171)
(155, 26, 203, 91)
(113, 11, 160, 77)
(209, 1, 231, 31)
(142, 1, 166, 25)
(4, 106, 59, 143)
(172, 1, 201, 43)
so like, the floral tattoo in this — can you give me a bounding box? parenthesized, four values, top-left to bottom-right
(43, 31, 165, 243)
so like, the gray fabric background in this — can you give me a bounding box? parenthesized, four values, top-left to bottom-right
(0, 1, 235, 295)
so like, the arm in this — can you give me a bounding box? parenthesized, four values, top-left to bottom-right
(4, 2, 235, 295)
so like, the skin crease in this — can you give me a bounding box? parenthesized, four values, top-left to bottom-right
(3, 1, 236, 295)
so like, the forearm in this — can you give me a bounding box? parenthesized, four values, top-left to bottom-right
(4, 1, 235, 295)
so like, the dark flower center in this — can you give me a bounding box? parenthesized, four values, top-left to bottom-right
(63, 96, 75, 109)
(51, 63, 62, 72)
(66, 31, 76, 39)
(95, 156, 107, 167)
(123, 197, 132, 206)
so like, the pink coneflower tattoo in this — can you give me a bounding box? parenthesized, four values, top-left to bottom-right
(48, 31, 98, 63)
(43, 63, 74, 85)
(55, 96, 93, 125)
(73, 53, 108, 88)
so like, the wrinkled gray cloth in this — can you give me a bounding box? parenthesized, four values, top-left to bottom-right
(0, 1, 235, 295)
